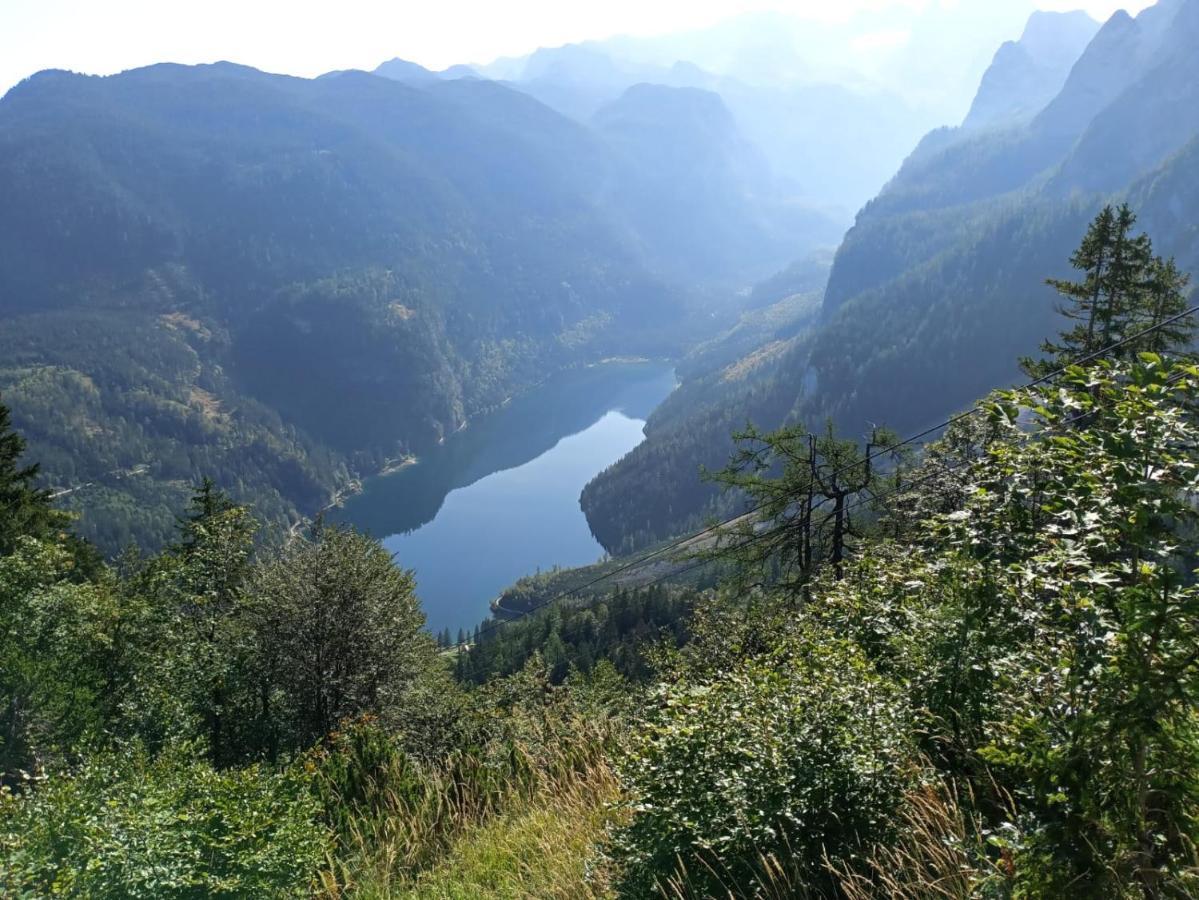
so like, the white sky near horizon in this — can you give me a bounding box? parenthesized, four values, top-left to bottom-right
(0, 0, 1158, 97)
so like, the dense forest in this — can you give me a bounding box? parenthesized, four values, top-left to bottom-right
(4, 209, 1199, 897)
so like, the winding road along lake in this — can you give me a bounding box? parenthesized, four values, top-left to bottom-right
(335, 362, 676, 635)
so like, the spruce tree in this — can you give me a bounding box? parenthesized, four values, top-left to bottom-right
(1140, 256, 1195, 355)
(0, 396, 67, 555)
(1023, 205, 1193, 377)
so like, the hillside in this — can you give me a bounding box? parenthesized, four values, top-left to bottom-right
(0, 63, 703, 551)
(591, 83, 841, 285)
(582, 0, 1199, 555)
(4, 214, 1198, 895)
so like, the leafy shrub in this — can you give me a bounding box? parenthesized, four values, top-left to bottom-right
(609, 633, 913, 898)
(0, 744, 329, 898)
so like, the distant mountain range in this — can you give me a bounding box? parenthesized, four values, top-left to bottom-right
(5, 1, 1189, 557)
(424, 1, 1085, 214)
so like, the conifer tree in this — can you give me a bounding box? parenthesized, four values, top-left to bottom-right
(0, 396, 67, 555)
(706, 421, 901, 591)
(1023, 205, 1194, 377)
(1140, 255, 1195, 354)
(168, 478, 257, 765)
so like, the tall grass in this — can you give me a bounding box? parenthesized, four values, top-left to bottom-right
(833, 780, 1013, 900)
(314, 716, 617, 897)
(642, 779, 1013, 899)
(396, 760, 622, 899)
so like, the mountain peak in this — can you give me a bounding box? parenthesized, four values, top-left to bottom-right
(1019, 10, 1100, 59)
(962, 9, 1099, 131)
(594, 83, 740, 147)
(1031, 6, 1144, 137)
(373, 57, 437, 84)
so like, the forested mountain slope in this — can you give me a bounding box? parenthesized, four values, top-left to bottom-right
(590, 83, 840, 284)
(582, 0, 1199, 555)
(0, 63, 704, 551)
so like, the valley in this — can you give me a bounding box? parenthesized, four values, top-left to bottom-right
(333, 361, 675, 634)
(3, 1, 1199, 896)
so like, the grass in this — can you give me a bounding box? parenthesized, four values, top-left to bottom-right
(401, 764, 621, 900)
(337, 762, 622, 900)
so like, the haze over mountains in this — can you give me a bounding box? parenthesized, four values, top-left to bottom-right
(0, 0, 1194, 558)
(398, 1, 1107, 213)
(581, 0, 1199, 554)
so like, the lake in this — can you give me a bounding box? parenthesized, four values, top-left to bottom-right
(334, 362, 676, 635)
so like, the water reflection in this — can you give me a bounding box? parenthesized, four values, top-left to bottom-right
(335, 362, 675, 633)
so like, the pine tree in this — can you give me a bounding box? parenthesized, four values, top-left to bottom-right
(1140, 256, 1195, 355)
(1023, 205, 1192, 377)
(168, 478, 257, 765)
(0, 396, 67, 555)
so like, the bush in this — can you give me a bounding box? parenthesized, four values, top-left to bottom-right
(609, 633, 913, 898)
(0, 744, 329, 898)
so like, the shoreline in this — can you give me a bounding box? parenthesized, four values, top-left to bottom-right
(286, 357, 674, 540)
(287, 455, 416, 538)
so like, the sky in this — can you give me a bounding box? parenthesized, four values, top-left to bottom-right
(0, 0, 1159, 97)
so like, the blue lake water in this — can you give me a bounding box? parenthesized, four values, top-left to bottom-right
(334, 362, 676, 634)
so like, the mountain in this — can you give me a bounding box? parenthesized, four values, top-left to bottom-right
(471, 40, 930, 215)
(591, 83, 842, 285)
(962, 11, 1099, 131)
(0, 62, 696, 551)
(377, 56, 846, 283)
(466, 3, 1060, 213)
(372, 57, 439, 83)
(581, 0, 1199, 555)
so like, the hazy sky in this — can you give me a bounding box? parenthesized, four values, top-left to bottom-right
(0, 0, 1158, 96)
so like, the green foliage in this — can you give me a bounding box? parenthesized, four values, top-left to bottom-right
(0, 397, 69, 555)
(0, 537, 119, 776)
(461, 584, 694, 685)
(963, 358, 1199, 895)
(1023, 204, 1196, 377)
(808, 357, 1199, 897)
(611, 632, 913, 898)
(304, 717, 430, 841)
(132, 480, 260, 766)
(608, 342, 1199, 897)
(249, 524, 458, 760)
(0, 744, 329, 899)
